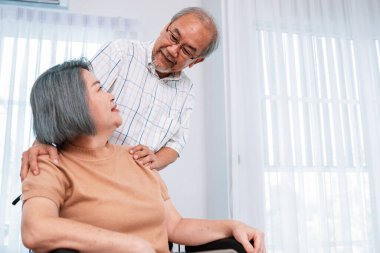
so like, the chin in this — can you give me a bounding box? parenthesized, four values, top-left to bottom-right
(153, 53, 173, 72)
(152, 61, 166, 72)
(115, 119, 122, 128)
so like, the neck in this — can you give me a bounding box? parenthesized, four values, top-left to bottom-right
(156, 70, 172, 79)
(70, 132, 110, 149)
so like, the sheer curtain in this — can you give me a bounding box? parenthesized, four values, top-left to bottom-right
(0, 5, 139, 252)
(222, 0, 380, 252)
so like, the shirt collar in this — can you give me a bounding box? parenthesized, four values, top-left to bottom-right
(147, 40, 184, 81)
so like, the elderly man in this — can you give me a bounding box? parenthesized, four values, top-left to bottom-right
(21, 6, 219, 177)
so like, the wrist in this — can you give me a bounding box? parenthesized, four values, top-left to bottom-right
(153, 153, 166, 171)
(231, 220, 245, 234)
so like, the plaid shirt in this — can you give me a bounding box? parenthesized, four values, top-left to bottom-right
(91, 39, 195, 154)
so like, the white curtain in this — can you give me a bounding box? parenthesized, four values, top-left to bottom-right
(222, 0, 380, 252)
(0, 5, 139, 252)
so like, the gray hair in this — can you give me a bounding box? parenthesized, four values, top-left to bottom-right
(30, 58, 96, 148)
(171, 7, 219, 58)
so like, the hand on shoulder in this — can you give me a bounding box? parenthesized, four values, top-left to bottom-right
(20, 142, 59, 181)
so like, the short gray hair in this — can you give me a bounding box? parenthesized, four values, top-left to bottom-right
(171, 7, 219, 58)
(30, 58, 96, 148)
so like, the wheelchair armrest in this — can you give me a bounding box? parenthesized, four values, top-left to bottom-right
(185, 237, 246, 253)
(48, 238, 244, 253)
(50, 249, 79, 253)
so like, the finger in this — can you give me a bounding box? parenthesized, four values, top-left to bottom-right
(145, 162, 152, 170)
(138, 155, 154, 165)
(129, 146, 137, 154)
(134, 146, 154, 159)
(133, 149, 152, 160)
(136, 158, 147, 166)
(134, 144, 146, 151)
(47, 145, 59, 164)
(28, 154, 39, 176)
(129, 144, 145, 154)
(28, 145, 50, 175)
(20, 151, 29, 181)
(133, 153, 140, 160)
(252, 233, 265, 253)
(32, 144, 51, 155)
(241, 240, 255, 253)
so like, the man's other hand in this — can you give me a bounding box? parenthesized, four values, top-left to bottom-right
(20, 142, 59, 181)
(129, 145, 159, 170)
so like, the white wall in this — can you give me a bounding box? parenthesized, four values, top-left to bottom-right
(69, 0, 201, 41)
(67, 0, 228, 219)
(201, 0, 229, 220)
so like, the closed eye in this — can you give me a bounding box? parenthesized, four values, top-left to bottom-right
(182, 47, 193, 57)
(98, 84, 106, 92)
(169, 32, 179, 44)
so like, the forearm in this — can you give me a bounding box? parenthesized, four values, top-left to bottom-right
(22, 199, 153, 253)
(23, 216, 151, 253)
(154, 147, 178, 170)
(165, 201, 264, 253)
(168, 218, 240, 246)
(165, 199, 235, 245)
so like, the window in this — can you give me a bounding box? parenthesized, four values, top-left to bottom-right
(222, 1, 380, 252)
(259, 30, 377, 253)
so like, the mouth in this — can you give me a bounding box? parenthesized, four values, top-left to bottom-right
(160, 49, 176, 66)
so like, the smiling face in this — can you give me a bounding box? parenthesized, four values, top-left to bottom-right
(82, 70, 122, 135)
(152, 14, 214, 78)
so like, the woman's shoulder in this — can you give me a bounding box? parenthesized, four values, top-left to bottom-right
(27, 154, 68, 184)
(111, 144, 135, 161)
(112, 144, 130, 153)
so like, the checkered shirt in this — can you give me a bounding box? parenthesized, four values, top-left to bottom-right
(90, 39, 195, 154)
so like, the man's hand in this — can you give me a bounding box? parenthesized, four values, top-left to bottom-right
(20, 143, 59, 181)
(129, 145, 179, 171)
(232, 222, 266, 253)
(129, 145, 159, 170)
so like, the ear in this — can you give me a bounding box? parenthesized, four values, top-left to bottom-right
(189, 57, 205, 68)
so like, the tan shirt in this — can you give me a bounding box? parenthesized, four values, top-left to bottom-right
(22, 143, 170, 253)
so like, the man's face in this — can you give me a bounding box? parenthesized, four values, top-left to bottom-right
(152, 14, 213, 78)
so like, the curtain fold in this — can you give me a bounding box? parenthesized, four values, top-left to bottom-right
(223, 0, 380, 252)
(0, 5, 139, 252)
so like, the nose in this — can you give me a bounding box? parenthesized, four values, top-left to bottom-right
(167, 43, 181, 58)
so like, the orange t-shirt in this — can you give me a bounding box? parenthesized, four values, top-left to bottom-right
(22, 143, 170, 253)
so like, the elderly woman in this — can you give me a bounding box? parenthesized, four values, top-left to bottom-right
(21, 59, 265, 253)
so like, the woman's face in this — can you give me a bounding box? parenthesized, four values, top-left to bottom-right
(82, 70, 122, 133)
